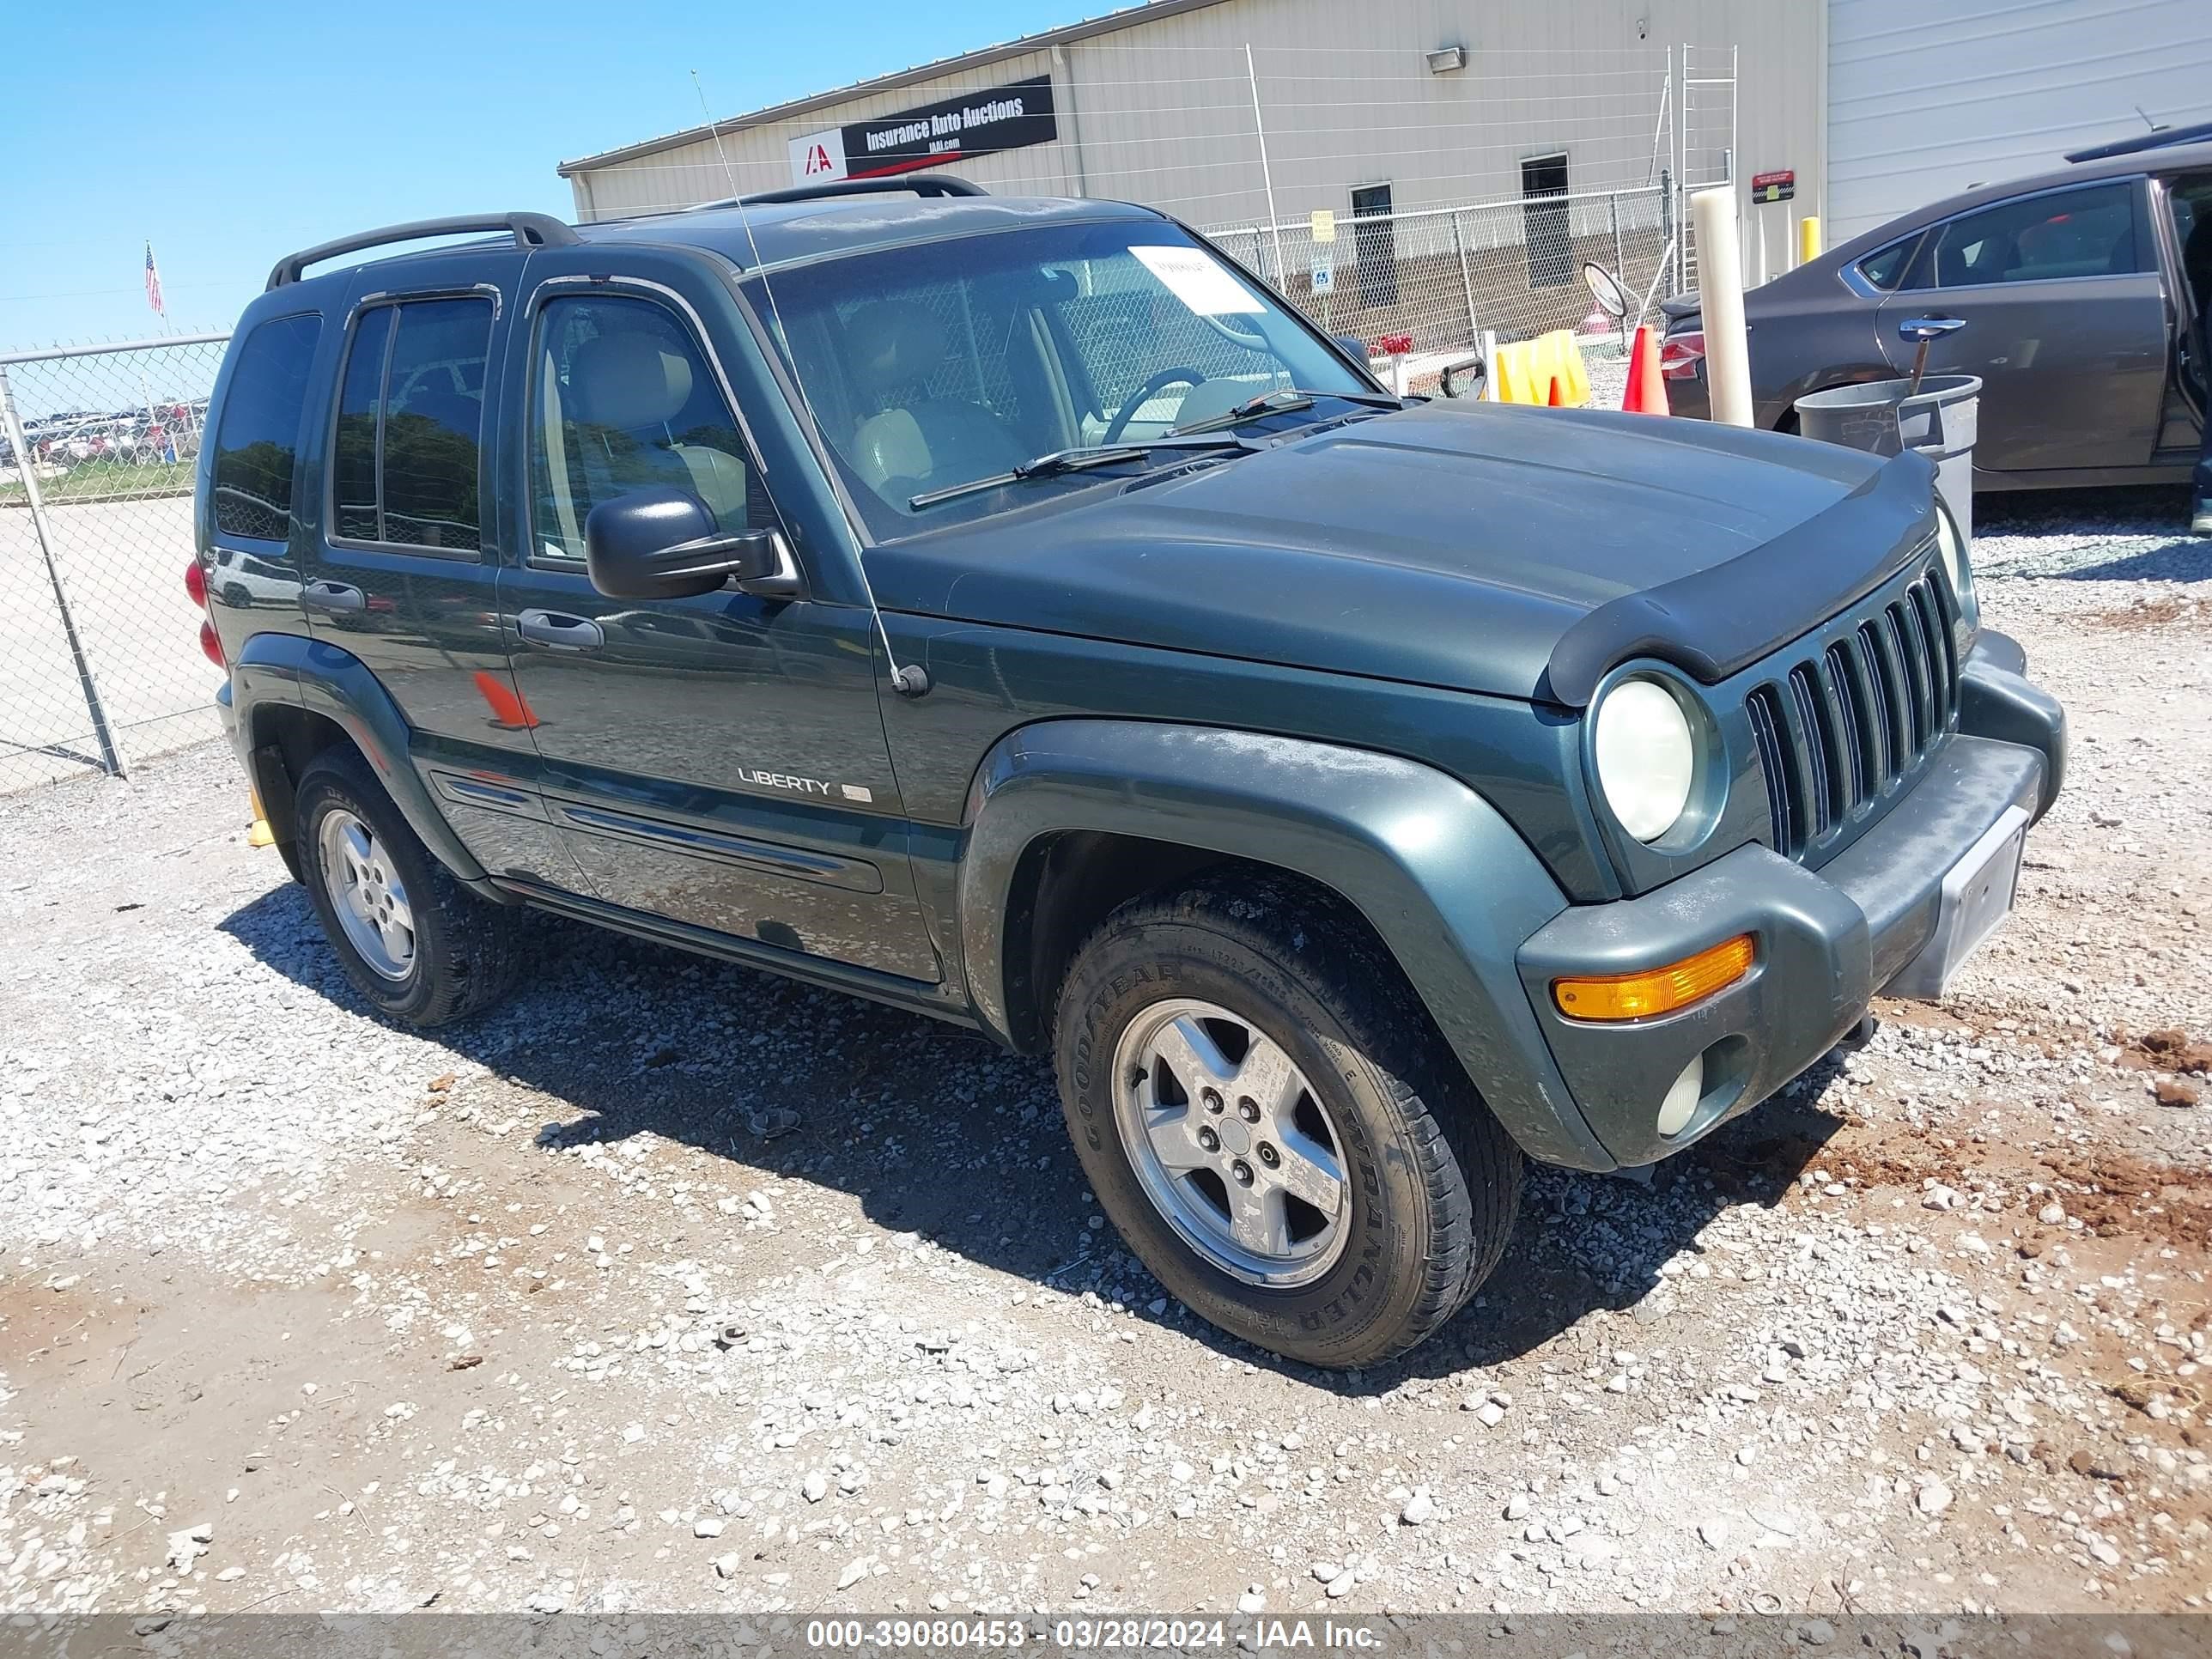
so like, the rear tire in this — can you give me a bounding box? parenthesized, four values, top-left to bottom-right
(295, 746, 518, 1027)
(1053, 873, 1521, 1368)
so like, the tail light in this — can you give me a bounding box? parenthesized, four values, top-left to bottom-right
(1659, 331, 1705, 381)
(185, 557, 224, 665)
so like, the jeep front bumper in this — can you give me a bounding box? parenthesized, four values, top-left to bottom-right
(1513, 631, 2063, 1169)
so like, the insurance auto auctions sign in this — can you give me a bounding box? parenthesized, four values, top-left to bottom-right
(787, 75, 1059, 185)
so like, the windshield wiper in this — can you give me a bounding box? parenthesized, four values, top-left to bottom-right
(1170, 386, 1404, 435)
(907, 436, 1255, 510)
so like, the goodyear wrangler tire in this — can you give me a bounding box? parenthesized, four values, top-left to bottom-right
(295, 746, 519, 1028)
(1053, 872, 1522, 1368)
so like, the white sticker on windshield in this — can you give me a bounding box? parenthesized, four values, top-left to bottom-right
(1132, 245, 1265, 316)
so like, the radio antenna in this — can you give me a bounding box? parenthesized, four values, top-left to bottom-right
(688, 69, 931, 697)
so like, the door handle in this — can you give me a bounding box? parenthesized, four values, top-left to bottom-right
(515, 609, 604, 652)
(301, 580, 365, 616)
(1897, 316, 1966, 343)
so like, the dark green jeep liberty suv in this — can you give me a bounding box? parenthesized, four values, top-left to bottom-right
(195, 177, 2064, 1367)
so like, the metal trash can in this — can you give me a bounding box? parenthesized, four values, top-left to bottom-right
(1795, 374, 1981, 542)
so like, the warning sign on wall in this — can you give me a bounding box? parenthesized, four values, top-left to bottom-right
(1751, 169, 1796, 204)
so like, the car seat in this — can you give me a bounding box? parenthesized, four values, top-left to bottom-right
(842, 301, 1025, 499)
(566, 327, 750, 531)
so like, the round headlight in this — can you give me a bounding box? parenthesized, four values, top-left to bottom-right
(1594, 678, 1697, 842)
(1934, 503, 1973, 611)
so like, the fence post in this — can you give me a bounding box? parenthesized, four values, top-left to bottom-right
(1452, 210, 1479, 347)
(0, 363, 125, 778)
(1610, 193, 1628, 349)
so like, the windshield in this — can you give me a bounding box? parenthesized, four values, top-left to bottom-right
(754, 220, 1370, 538)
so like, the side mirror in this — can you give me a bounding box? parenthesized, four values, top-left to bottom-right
(1439, 355, 1487, 399)
(584, 486, 799, 600)
(1334, 333, 1370, 366)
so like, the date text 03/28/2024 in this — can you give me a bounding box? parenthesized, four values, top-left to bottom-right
(804, 1618, 1385, 1650)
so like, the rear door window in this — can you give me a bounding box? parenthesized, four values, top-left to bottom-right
(328, 295, 493, 553)
(210, 313, 322, 540)
(1909, 182, 2147, 289)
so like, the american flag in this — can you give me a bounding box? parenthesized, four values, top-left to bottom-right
(143, 243, 165, 318)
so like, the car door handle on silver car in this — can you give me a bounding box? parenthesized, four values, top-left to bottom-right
(515, 609, 604, 653)
(301, 580, 366, 616)
(1897, 316, 1967, 343)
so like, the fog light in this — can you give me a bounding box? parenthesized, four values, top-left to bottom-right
(1656, 1054, 1705, 1138)
(1552, 933, 1753, 1022)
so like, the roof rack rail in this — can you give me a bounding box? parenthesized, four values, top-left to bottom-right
(266, 212, 580, 290)
(735, 173, 988, 208)
(2064, 120, 2212, 164)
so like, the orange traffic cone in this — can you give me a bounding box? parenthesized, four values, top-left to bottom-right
(1547, 374, 1565, 407)
(1623, 325, 1670, 416)
(473, 670, 539, 731)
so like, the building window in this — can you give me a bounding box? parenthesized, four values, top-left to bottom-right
(1351, 183, 1397, 308)
(1522, 153, 1571, 289)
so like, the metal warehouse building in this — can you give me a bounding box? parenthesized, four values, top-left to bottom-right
(556, 0, 2209, 356)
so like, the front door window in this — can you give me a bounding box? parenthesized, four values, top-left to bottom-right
(527, 294, 767, 564)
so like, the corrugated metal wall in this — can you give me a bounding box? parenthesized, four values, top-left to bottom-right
(1829, 0, 2212, 241)
(565, 0, 1822, 245)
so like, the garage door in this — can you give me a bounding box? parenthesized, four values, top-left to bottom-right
(1829, 0, 2212, 241)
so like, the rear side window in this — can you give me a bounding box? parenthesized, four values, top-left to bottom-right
(1909, 182, 2146, 289)
(1854, 235, 1919, 291)
(211, 313, 322, 540)
(329, 295, 493, 552)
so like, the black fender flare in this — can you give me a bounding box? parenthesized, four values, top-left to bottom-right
(230, 631, 498, 894)
(957, 720, 1616, 1171)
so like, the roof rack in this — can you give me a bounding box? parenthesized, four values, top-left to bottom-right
(2064, 120, 2212, 164)
(688, 173, 989, 214)
(266, 212, 580, 290)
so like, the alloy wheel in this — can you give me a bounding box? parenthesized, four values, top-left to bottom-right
(1110, 998, 1349, 1287)
(318, 808, 416, 981)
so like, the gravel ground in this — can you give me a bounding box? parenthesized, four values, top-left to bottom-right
(2, 490, 2208, 1623)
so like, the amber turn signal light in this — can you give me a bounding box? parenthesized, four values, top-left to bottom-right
(1553, 933, 1755, 1022)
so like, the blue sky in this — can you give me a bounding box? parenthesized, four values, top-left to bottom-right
(0, 0, 1075, 349)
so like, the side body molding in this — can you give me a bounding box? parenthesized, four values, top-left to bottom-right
(957, 720, 1616, 1171)
(230, 632, 501, 896)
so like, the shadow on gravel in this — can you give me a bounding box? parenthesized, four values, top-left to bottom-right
(1977, 485, 2209, 584)
(218, 882, 1843, 1393)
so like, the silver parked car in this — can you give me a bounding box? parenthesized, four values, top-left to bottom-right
(1662, 125, 2212, 490)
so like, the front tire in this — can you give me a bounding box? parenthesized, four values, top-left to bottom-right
(1053, 875, 1522, 1368)
(295, 746, 518, 1027)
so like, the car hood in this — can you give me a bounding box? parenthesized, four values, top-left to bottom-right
(865, 401, 1937, 705)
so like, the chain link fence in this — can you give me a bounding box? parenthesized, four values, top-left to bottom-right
(1210, 179, 1677, 389)
(1, 335, 228, 793)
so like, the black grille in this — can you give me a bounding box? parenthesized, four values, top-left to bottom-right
(1752, 564, 1960, 860)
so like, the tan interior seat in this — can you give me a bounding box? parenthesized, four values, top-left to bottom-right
(568, 329, 750, 529)
(842, 301, 1024, 496)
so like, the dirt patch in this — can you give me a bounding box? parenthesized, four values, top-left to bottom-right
(2039, 1148, 2212, 1249)
(2116, 1024, 2212, 1077)
(2088, 592, 2206, 630)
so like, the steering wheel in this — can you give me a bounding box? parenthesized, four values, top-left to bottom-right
(1103, 368, 1205, 445)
